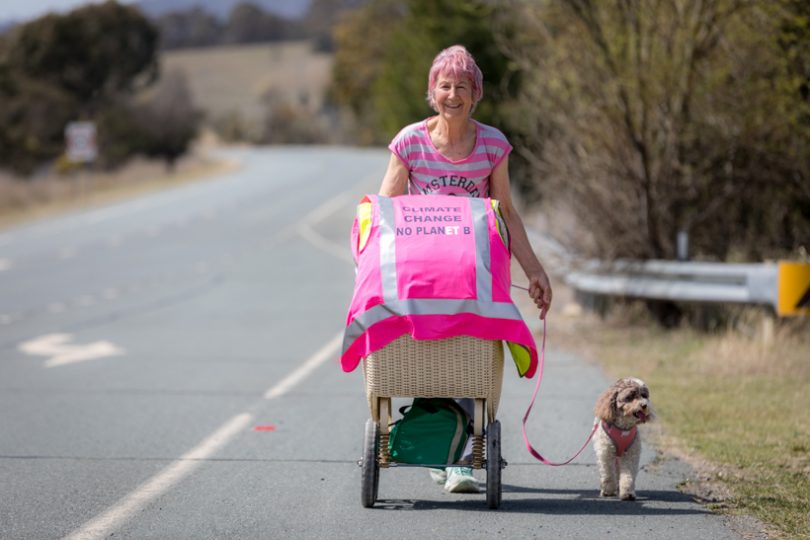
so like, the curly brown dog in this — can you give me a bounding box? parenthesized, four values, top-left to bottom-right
(593, 378, 655, 500)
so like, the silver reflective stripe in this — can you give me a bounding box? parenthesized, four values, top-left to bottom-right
(342, 298, 524, 353)
(470, 198, 492, 302)
(377, 196, 399, 303)
(344, 197, 517, 356)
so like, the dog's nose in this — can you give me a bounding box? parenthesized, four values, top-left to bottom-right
(641, 401, 648, 409)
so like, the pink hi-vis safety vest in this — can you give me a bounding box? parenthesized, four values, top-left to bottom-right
(341, 194, 538, 377)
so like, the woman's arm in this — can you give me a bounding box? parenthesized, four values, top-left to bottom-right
(379, 153, 409, 196)
(489, 155, 553, 319)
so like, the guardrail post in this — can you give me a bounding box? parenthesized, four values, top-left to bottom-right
(677, 231, 689, 261)
(575, 289, 611, 318)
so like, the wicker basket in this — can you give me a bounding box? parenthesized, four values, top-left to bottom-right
(362, 335, 504, 422)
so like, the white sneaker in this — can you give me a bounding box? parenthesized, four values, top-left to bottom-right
(444, 467, 479, 493)
(428, 468, 447, 484)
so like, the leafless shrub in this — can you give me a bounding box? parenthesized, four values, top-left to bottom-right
(502, 0, 809, 262)
(260, 89, 331, 144)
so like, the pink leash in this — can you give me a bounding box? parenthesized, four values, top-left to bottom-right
(521, 318, 599, 465)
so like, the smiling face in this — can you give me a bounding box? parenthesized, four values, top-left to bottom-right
(431, 73, 475, 119)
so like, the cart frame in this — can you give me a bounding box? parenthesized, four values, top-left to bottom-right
(360, 335, 506, 508)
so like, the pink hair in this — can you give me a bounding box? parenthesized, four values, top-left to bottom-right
(426, 45, 484, 112)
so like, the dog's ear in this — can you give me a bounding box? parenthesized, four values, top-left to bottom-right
(594, 386, 616, 422)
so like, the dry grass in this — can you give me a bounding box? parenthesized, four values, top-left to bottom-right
(161, 41, 333, 139)
(0, 147, 235, 231)
(549, 291, 810, 539)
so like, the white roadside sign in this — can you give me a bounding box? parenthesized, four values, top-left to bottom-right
(65, 121, 98, 163)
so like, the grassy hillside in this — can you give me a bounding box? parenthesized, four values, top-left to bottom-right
(160, 40, 333, 139)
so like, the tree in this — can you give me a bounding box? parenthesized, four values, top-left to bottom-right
(374, 0, 520, 139)
(301, 0, 369, 52)
(222, 2, 293, 44)
(3, 1, 158, 114)
(133, 69, 202, 172)
(330, 0, 405, 144)
(0, 2, 161, 173)
(505, 0, 809, 261)
(330, 0, 521, 147)
(0, 66, 76, 174)
(155, 7, 223, 50)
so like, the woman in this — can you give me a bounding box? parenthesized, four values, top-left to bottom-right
(378, 45, 553, 493)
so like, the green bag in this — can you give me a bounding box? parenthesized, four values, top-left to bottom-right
(388, 398, 470, 465)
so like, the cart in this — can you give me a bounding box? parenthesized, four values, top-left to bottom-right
(359, 334, 506, 509)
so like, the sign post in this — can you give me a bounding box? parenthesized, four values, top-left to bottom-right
(65, 121, 97, 202)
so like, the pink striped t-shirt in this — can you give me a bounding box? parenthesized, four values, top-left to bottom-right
(388, 118, 513, 197)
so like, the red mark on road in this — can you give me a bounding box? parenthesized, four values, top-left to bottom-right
(253, 425, 277, 432)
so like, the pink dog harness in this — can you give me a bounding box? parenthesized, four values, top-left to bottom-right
(341, 194, 537, 376)
(601, 421, 638, 457)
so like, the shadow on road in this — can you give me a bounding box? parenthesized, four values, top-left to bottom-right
(373, 485, 709, 515)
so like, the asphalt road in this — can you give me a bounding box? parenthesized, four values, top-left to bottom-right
(0, 147, 744, 539)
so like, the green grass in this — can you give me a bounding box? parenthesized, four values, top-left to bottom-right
(556, 309, 810, 539)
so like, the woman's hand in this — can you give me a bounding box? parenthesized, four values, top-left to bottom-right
(528, 270, 552, 320)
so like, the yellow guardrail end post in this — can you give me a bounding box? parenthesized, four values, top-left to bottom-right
(777, 261, 810, 317)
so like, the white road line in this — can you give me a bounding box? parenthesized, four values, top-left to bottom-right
(18, 333, 125, 368)
(24, 163, 370, 537)
(293, 191, 357, 262)
(297, 224, 353, 263)
(62, 331, 342, 539)
(305, 192, 353, 225)
(264, 331, 343, 399)
(45, 341, 124, 368)
(63, 413, 253, 540)
(292, 173, 379, 261)
(276, 191, 352, 241)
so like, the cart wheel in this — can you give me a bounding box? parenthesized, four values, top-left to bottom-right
(361, 419, 380, 508)
(486, 420, 502, 509)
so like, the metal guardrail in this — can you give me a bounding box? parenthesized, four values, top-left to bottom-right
(565, 260, 780, 309)
(524, 225, 809, 317)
